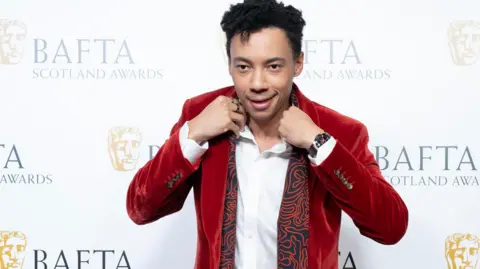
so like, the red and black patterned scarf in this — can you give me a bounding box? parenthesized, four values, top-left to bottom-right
(219, 91, 310, 269)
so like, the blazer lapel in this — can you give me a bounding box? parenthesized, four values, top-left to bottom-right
(293, 83, 320, 200)
(200, 87, 238, 245)
(200, 135, 230, 254)
(199, 88, 238, 266)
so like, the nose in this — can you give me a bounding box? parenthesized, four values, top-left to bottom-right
(462, 250, 472, 265)
(10, 36, 19, 49)
(250, 69, 268, 93)
(125, 143, 132, 156)
(465, 40, 472, 50)
(11, 248, 18, 259)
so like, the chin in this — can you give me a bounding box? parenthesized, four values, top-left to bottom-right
(248, 104, 282, 123)
(248, 111, 275, 123)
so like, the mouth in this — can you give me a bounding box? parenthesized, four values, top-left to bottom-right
(7, 263, 20, 268)
(462, 53, 476, 59)
(247, 95, 276, 111)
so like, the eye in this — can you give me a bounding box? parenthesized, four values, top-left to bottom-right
(269, 64, 282, 71)
(236, 65, 250, 72)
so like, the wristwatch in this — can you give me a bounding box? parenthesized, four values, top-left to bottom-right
(308, 132, 331, 156)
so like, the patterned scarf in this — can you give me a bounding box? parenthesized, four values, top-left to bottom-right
(219, 91, 310, 269)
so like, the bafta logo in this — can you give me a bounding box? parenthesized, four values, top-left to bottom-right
(448, 20, 480, 66)
(0, 19, 27, 65)
(0, 231, 27, 269)
(108, 127, 142, 172)
(445, 233, 479, 269)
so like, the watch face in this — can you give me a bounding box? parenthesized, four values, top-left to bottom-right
(314, 133, 330, 148)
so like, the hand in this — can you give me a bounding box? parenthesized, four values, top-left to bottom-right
(278, 106, 324, 149)
(187, 96, 247, 143)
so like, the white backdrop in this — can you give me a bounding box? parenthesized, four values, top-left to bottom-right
(1, 0, 479, 268)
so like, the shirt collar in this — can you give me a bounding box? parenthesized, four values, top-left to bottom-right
(238, 126, 292, 154)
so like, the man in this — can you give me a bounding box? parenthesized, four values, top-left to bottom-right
(126, 0, 409, 268)
(0, 19, 27, 65)
(0, 231, 27, 269)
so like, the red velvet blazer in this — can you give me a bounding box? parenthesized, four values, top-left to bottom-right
(126, 84, 409, 269)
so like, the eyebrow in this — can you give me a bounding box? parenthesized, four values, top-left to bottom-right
(232, 57, 286, 65)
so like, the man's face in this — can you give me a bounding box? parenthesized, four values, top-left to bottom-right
(0, 22, 27, 65)
(110, 132, 141, 171)
(228, 27, 303, 123)
(449, 22, 480, 65)
(0, 236, 26, 269)
(448, 239, 479, 269)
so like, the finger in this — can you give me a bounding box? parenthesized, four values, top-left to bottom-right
(217, 95, 229, 105)
(226, 121, 241, 138)
(227, 101, 246, 116)
(219, 96, 236, 107)
(278, 124, 284, 137)
(278, 121, 288, 137)
(227, 96, 237, 105)
(230, 111, 246, 130)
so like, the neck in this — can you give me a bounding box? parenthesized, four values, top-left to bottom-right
(248, 100, 290, 140)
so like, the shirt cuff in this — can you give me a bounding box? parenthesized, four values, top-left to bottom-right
(308, 137, 336, 166)
(179, 121, 209, 165)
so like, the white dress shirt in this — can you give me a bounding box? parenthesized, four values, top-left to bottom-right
(179, 122, 336, 269)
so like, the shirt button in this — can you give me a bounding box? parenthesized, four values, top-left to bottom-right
(247, 234, 253, 239)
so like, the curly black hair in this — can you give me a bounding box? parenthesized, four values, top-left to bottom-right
(220, 0, 306, 60)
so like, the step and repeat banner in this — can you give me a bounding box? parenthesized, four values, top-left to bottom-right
(1, 0, 479, 268)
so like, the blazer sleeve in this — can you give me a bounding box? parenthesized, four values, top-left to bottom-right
(126, 98, 201, 225)
(312, 124, 409, 245)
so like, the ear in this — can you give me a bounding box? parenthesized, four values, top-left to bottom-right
(294, 52, 304, 77)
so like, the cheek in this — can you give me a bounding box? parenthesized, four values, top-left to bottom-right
(268, 71, 294, 88)
(269, 76, 288, 87)
(234, 87, 248, 100)
(231, 72, 248, 85)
